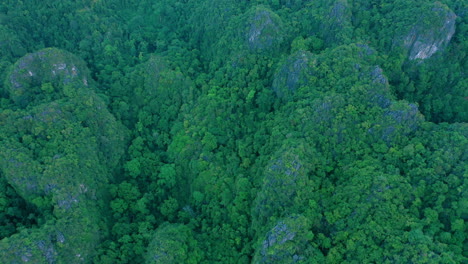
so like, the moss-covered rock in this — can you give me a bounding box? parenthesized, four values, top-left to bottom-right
(397, 2, 457, 60)
(244, 6, 285, 53)
(321, 0, 353, 47)
(252, 140, 312, 231)
(145, 223, 200, 264)
(272, 50, 316, 99)
(253, 215, 323, 264)
(0, 48, 127, 263)
(5, 48, 91, 107)
(369, 101, 424, 145)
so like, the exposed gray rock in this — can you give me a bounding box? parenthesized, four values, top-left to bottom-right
(245, 7, 284, 53)
(384, 102, 421, 132)
(321, 0, 352, 46)
(253, 215, 322, 264)
(272, 50, 316, 98)
(5, 48, 91, 107)
(360, 65, 392, 108)
(252, 142, 310, 228)
(263, 222, 296, 248)
(401, 2, 456, 60)
(36, 239, 57, 264)
(356, 43, 375, 57)
(369, 66, 388, 86)
(0, 49, 127, 263)
(369, 101, 424, 144)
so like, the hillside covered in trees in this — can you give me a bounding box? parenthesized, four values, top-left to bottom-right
(0, 0, 466, 263)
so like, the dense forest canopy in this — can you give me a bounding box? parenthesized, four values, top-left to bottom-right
(0, 0, 466, 263)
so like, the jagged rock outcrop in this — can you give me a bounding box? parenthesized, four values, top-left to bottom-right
(398, 2, 457, 60)
(272, 44, 392, 108)
(253, 215, 323, 264)
(252, 141, 312, 230)
(369, 101, 424, 144)
(4, 47, 91, 107)
(0, 48, 127, 263)
(272, 50, 316, 99)
(244, 6, 284, 53)
(321, 0, 352, 46)
(359, 65, 392, 108)
(191, 4, 285, 66)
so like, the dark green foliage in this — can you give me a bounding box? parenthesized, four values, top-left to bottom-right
(253, 215, 323, 264)
(252, 140, 314, 231)
(0, 47, 127, 263)
(145, 223, 202, 264)
(0, 0, 466, 263)
(4, 48, 91, 108)
(244, 6, 285, 53)
(272, 50, 316, 99)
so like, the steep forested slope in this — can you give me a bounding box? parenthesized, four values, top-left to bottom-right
(0, 0, 466, 263)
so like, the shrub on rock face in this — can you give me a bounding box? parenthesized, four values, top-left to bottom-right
(145, 223, 200, 264)
(252, 141, 312, 230)
(273, 44, 393, 108)
(253, 215, 323, 264)
(272, 50, 316, 99)
(244, 6, 285, 53)
(395, 2, 457, 60)
(321, 0, 353, 47)
(0, 48, 127, 264)
(191, 5, 285, 67)
(5, 48, 91, 107)
(360, 65, 392, 109)
(369, 101, 424, 145)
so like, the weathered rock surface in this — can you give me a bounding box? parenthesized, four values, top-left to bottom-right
(272, 50, 316, 98)
(245, 7, 284, 53)
(359, 65, 392, 108)
(321, 0, 352, 46)
(252, 141, 311, 229)
(369, 101, 424, 144)
(5, 48, 91, 107)
(253, 215, 323, 264)
(273, 44, 392, 108)
(400, 2, 457, 60)
(0, 48, 127, 263)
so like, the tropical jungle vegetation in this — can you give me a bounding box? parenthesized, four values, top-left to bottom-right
(0, 0, 466, 263)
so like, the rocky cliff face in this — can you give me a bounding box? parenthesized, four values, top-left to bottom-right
(322, 0, 352, 46)
(272, 50, 316, 99)
(244, 6, 284, 53)
(252, 142, 310, 230)
(0, 48, 127, 263)
(5, 48, 91, 107)
(400, 2, 457, 60)
(253, 215, 322, 264)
